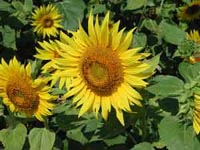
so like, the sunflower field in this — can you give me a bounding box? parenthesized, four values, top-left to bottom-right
(0, 0, 200, 149)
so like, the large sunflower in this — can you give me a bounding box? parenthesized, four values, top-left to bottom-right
(31, 4, 63, 38)
(54, 12, 153, 125)
(34, 40, 72, 89)
(178, 1, 200, 21)
(0, 57, 57, 121)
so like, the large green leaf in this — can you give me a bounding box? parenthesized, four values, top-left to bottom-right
(0, 123, 27, 150)
(29, 128, 55, 150)
(159, 116, 200, 150)
(56, 0, 86, 31)
(124, 0, 147, 10)
(179, 62, 200, 87)
(131, 142, 154, 150)
(147, 75, 184, 97)
(159, 21, 186, 45)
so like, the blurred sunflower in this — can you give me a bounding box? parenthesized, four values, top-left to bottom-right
(193, 93, 200, 134)
(54, 12, 153, 125)
(34, 40, 72, 89)
(187, 30, 200, 44)
(186, 30, 200, 64)
(31, 4, 63, 38)
(0, 57, 57, 121)
(178, 1, 200, 21)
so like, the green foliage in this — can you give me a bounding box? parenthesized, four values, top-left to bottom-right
(158, 116, 200, 150)
(29, 128, 55, 150)
(0, 0, 200, 149)
(0, 123, 27, 150)
(56, 0, 86, 31)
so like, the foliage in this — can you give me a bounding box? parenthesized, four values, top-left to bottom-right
(0, 0, 200, 149)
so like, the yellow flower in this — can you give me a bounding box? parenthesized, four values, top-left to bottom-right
(54, 12, 153, 125)
(178, 1, 200, 21)
(187, 30, 200, 44)
(0, 57, 57, 121)
(186, 30, 200, 64)
(31, 4, 63, 38)
(193, 93, 200, 134)
(34, 40, 72, 90)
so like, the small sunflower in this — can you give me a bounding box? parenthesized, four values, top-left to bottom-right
(186, 30, 200, 63)
(178, 1, 200, 21)
(187, 30, 200, 44)
(54, 12, 153, 125)
(193, 93, 200, 134)
(0, 57, 57, 121)
(31, 4, 63, 38)
(34, 40, 72, 89)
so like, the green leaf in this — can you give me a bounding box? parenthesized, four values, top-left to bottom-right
(0, 25, 16, 50)
(143, 54, 160, 74)
(131, 142, 154, 150)
(0, 123, 27, 150)
(104, 135, 127, 147)
(179, 62, 200, 87)
(29, 128, 55, 150)
(124, 0, 147, 10)
(56, 0, 86, 31)
(159, 21, 186, 45)
(67, 128, 88, 145)
(24, 0, 33, 12)
(132, 32, 147, 48)
(147, 75, 184, 97)
(0, 0, 13, 12)
(141, 19, 158, 33)
(159, 116, 200, 150)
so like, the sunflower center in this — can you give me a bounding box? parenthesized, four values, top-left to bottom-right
(43, 17, 54, 28)
(6, 78, 39, 112)
(186, 5, 200, 14)
(81, 48, 124, 96)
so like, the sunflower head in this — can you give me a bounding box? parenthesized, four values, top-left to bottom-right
(0, 57, 57, 121)
(187, 30, 200, 44)
(31, 4, 63, 38)
(193, 93, 200, 134)
(178, 1, 200, 21)
(54, 12, 154, 125)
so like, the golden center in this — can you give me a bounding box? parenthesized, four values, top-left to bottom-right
(6, 78, 39, 112)
(81, 48, 124, 96)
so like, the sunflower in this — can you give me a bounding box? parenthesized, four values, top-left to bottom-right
(178, 1, 200, 21)
(186, 30, 200, 64)
(31, 4, 63, 38)
(34, 40, 72, 89)
(187, 30, 200, 44)
(193, 93, 200, 134)
(54, 12, 153, 125)
(0, 57, 57, 121)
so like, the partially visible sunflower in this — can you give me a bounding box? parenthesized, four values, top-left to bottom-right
(54, 12, 154, 125)
(0, 57, 57, 121)
(187, 30, 200, 44)
(178, 1, 200, 21)
(186, 30, 200, 64)
(34, 40, 72, 89)
(31, 4, 63, 38)
(193, 93, 200, 134)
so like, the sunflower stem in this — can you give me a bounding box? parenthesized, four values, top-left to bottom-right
(140, 106, 148, 141)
